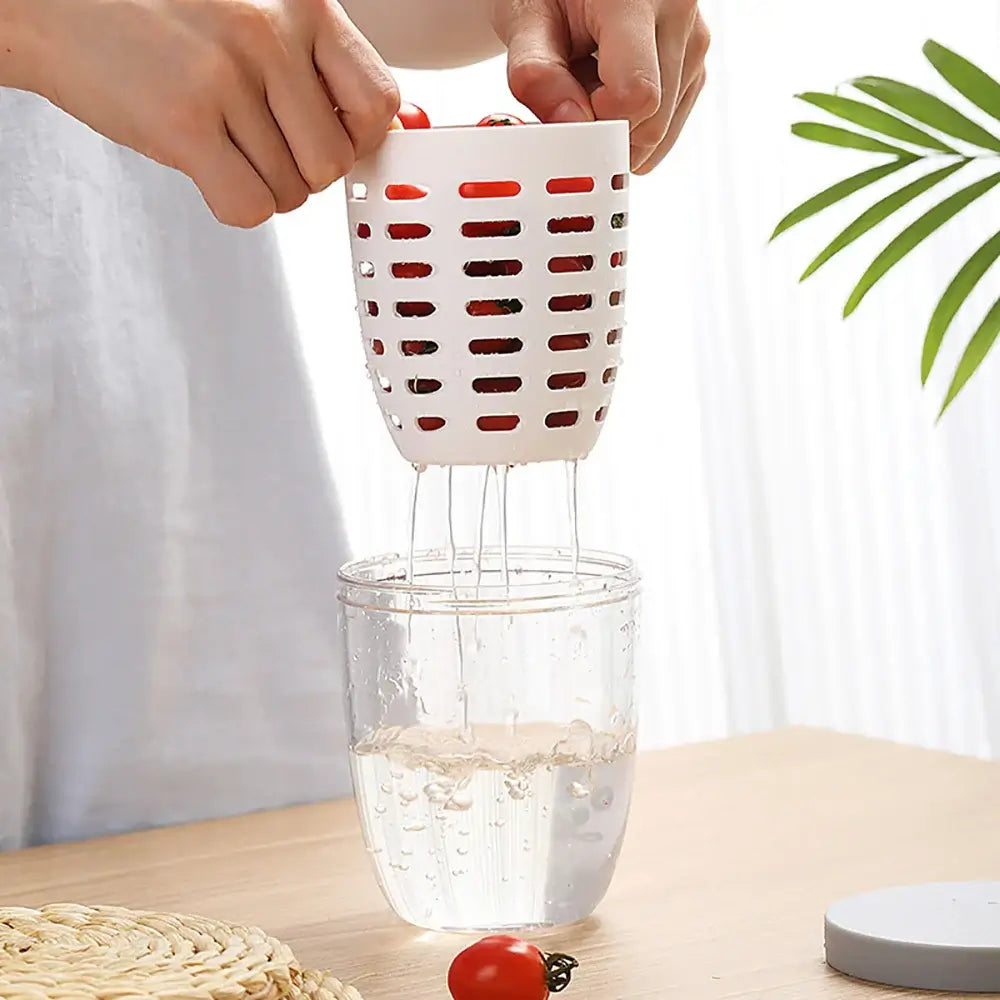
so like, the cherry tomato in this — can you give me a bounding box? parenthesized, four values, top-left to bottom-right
(447, 936, 577, 1000)
(397, 101, 431, 129)
(467, 299, 522, 317)
(385, 183, 428, 201)
(462, 221, 521, 238)
(459, 180, 522, 199)
(388, 223, 432, 240)
(477, 113, 525, 127)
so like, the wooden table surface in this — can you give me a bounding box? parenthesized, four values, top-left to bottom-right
(3, 728, 997, 999)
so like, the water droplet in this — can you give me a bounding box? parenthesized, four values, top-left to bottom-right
(403, 823, 427, 833)
(374, 805, 387, 816)
(390, 770, 404, 780)
(492, 818, 506, 829)
(389, 862, 410, 872)
(451, 869, 467, 877)
(425, 873, 436, 882)
(366, 846, 383, 855)
(457, 846, 470, 856)
(399, 790, 419, 805)
(379, 782, 392, 794)
(458, 828, 471, 837)
(401, 848, 413, 857)
(522, 838, 531, 852)
(569, 781, 591, 799)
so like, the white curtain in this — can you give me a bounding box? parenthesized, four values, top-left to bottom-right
(275, 0, 1000, 759)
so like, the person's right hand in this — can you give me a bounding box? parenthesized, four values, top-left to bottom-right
(18, 0, 400, 227)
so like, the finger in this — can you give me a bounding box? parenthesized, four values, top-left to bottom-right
(499, 0, 594, 123)
(629, 5, 697, 169)
(264, 55, 357, 193)
(314, 7, 400, 161)
(192, 126, 277, 229)
(589, 0, 661, 127)
(223, 83, 310, 214)
(634, 68, 706, 174)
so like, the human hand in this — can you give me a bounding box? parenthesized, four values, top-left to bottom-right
(493, 0, 709, 173)
(16, 0, 399, 227)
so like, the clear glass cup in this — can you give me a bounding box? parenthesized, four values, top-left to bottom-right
(337, 546, 640, 932)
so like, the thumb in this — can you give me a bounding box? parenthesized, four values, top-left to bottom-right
(498, 2, 594, 124)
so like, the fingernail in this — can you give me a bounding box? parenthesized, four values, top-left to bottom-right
(552, 100, 592, 124)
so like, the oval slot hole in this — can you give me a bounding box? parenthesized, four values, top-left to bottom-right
(478, 415, 520, 432)
(464, 260, 523, 277)
(469, 338, 523, 356)
(407, 378, 442, 395)
(473, 376, 523, 394)
(350, 183, 368, 200)
(388, 414, 403, 430)
(392, 262, 433, 278)
(356, 222, 371, 239)
(610, 290, 625, 307)
(459, 181, 522, 198)
(548, 216, 595, 234)
(549, 294, 593, 313)
(548, 372, 586, 390)
(607, 329, 622, 345)
(549, 333, 591, 352)
(372, 338, 385, 355)
(612, 173, 628, 190)
(376, 374, 391, 393)
(611, 251, 627, 268)
(467, 299, 524, 316)
(417, 416, 446, 431)
(596, 406, 608, 422)
(546, 410, 579, 428)
(401, 340, 439, 356)
(388, 223, 431, 240)
(547, 176, 595, 195)
(364, 301, 379, 317)
(612, 212, 628, 230)
(358, 261, 375, 278)
(396, 301, 436, 318)
(548, 255, 594, 273)
(603, 367, 618, 384)
(385, 183, 428, 201)
(462, 221, 522, 238)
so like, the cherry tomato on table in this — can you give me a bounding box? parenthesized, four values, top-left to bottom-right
(448, 936, 578, 1000)
(397, 101, 432, 129)
(477, 113, 525, 127)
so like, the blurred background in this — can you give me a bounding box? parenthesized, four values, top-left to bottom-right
(275, 0, 1000, 758)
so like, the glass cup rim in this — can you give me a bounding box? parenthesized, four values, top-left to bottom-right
(338, 545, 640, 616)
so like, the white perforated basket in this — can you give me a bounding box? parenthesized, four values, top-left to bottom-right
(345, 119, 630, 467)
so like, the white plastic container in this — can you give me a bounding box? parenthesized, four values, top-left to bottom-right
(345, 120, 630, 467)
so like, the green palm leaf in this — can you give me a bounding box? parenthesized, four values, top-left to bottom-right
(844, 170, 1000, 317)
(796, 92, 957, 152)
(800, 160, 967, 280)
(770, 159, 916, 241)
(939, 295, 1000, 416)
(852, 76, 1000, 152)
(924, 40, 1000, 125)
(791, 122, 917, 156)
(922, 230, 1000, 383)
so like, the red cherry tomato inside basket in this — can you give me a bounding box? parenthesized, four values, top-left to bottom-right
(448, 936, 578, 1000)
(397, 101, 431, 129)
(477, 113, 525, 127)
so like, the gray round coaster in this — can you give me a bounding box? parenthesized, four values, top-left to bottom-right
(825, 882, 1000, 993)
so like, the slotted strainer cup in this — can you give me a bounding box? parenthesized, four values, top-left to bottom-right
(345, 119, 630, 467)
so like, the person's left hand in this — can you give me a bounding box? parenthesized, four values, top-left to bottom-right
(493, 0, 709, 173)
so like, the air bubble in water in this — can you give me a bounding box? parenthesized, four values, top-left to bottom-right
(444, 789, 474, 811)
(424, 780, 454, 804)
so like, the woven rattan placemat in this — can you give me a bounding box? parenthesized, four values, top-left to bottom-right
(0, 903, 363, 1000)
